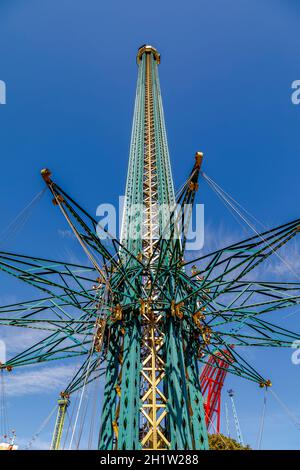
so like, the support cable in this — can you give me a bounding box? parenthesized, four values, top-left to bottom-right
(0, 188, 46, 246)
(202, 172, 300, 284)
(75, 392, 90, 449)
(26, 404, 57, 449)
(270, 388, 300, 432)
(206, 411, 230, 450)
(257, 387, 268, 449)
(88, 374, 100, 449)
(68, 280, 110, 449)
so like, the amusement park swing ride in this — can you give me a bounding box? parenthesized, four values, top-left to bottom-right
(1, 45, 300, 450)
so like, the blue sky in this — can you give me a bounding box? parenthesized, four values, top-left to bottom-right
(1, 0, 300, 450)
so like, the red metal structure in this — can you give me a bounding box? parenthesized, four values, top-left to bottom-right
(200, 349, 234, 433)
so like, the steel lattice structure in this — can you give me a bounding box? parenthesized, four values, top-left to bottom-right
(1, 45, 300, 450)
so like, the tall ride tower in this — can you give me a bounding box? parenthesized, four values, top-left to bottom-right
(99, 45, 208, 450)
(3, 44, 300, 454)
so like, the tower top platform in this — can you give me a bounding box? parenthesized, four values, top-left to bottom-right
(136, 44, 160, 64)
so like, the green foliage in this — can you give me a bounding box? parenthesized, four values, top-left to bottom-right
(208, 433, 251, 450)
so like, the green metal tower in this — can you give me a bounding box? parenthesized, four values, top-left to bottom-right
(99, 45, 208, 450)
(2, 44, 300, 451)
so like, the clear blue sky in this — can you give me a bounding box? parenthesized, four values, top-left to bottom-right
(1, 0, 300, 450)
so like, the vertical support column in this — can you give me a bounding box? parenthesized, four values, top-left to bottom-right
(139, 50, 169, 449)
(120, 56, 145, 260)
(142, 52, 159, 257)
(98, 326, 122, 449)
(165, 317, 194, 449)
(51, 394, 69, 450)
(140, 302, 169, 449)
(117, 313, 141, 450)
(185, 346, 209, 449)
